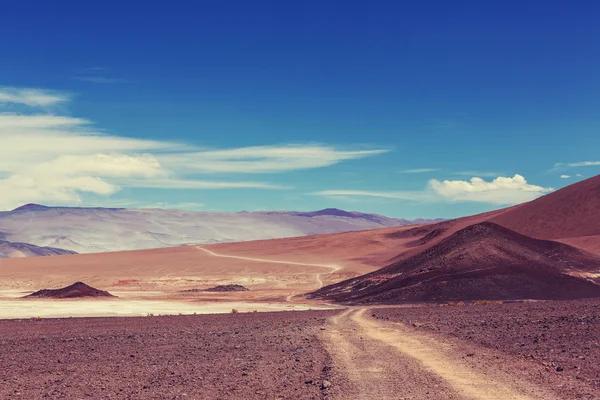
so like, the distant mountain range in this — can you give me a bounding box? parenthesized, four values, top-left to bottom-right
(0, 205, 443, 258)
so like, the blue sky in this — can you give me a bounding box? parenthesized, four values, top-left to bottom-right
(1, 1, 599, 218)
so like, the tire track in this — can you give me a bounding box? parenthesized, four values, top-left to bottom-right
(322, 308, 560, 400)
(196, 246, 341, 289)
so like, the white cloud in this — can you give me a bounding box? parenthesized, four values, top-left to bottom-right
(0, 114, 89, 129)
(30, 154, 166, 179)
(0, 173, 118, 207)
(0, 113, 176, 173)
(0, 86, 386, 210)
(429, 174, 553, 204)
(576, 174, 583, 177)
(560, 175, 571, 179)
(314, 174, 552, 205)
(0, 153, 165, 209)
(0, 87, 69, 108)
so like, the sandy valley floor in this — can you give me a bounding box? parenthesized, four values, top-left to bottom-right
(0, 227, 415, 318)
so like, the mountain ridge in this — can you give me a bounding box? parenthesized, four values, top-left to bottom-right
(0, 205, 443, 257)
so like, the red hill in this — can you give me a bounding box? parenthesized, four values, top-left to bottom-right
(25, 282, 115, 299)
(490, 174, 600, 240)
(310, 222, 600, 304)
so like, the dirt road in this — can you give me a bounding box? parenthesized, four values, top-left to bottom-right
(322, 308, 561, 400)
(196, 246, 341, 288)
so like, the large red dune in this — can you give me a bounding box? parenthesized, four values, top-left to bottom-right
(489, 174, 600, 240)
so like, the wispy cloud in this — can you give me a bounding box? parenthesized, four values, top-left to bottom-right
(0, 87, 69, 108)
(314, 174, 552, 206)
(0, 86, 385, 210)
(451, 171, 504, 178)
(314, 189, 434, 202)
(158, 146, 388, 174)
(117, 178, 287, 190)
(75, 76, 130, 84)
(555, 161, 600, 168)
(400, 168, 439, 174)
(560, 175, 571, 179)
(399, 169, 502, 177)
(150, 202, 206, 211)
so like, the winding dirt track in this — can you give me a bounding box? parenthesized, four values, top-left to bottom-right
(322, 308, 560, 400)
(196, 247, 560, 399)
(196, 246, 341, 288)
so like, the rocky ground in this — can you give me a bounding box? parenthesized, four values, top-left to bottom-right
(2, 300, 599, 399)
(371, 299, 600, 399)
(0, 310, 336, 399)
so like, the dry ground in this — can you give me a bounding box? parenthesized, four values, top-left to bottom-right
(2, 301, 599, 399)
(0, 310, 336, 400)
(371, 299, 600, 400)
(0, 225, 419, 310)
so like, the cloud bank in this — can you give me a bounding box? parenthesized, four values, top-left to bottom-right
(0, 87, 386, 210)
(315, 174, 553, 205)
(428, 175, 553, 204)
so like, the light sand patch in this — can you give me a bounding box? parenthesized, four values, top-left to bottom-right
(0, 289, 31, 299)
(0, 299, 333, 319)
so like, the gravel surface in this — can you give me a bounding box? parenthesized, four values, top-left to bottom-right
(371, 299, 600, 399)
(0, 310, 336, 399)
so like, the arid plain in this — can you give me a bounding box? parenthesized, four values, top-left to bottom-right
(0, 224, 412, 318)
(2, 176, 600, 399)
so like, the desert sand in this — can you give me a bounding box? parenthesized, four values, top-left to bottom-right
(0, 224, 419, 318)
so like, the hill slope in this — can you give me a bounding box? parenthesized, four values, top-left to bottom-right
(310, 222, 600, 303)
(489, 174, 600, 240)
(0, 240, 77, 258)
(374, 175, 600, 264)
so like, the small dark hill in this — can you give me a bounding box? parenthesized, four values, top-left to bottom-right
(310, 222, 600, 304)
(25, 282, 115, 299)
(11, 203, 51, 212)
(293, 208, 358, 218)
(205, 284, 249, 292)
(182, 284, 249, 293)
